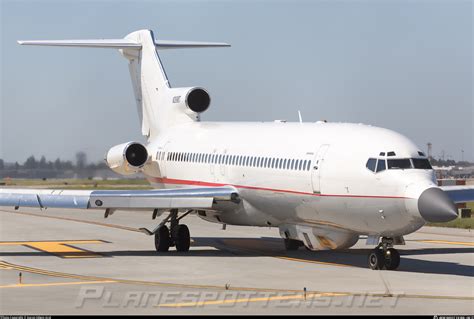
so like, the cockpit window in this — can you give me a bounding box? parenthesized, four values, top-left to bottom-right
(387, 159, 412, 169)
(366, 158, 376, 172)
(367, 157, 432, 173)
(412, 158, 432, 169)
(376, 159, 386, 172)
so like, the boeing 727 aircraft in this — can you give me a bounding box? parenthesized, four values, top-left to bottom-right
(2, 29, 473, 270)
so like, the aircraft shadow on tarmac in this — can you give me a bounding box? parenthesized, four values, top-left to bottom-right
(1, 236, 472, 277)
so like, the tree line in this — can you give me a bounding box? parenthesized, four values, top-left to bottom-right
(0, 152, 107, 171)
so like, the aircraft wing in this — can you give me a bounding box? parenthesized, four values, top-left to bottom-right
(440, 185, 474, 204)
(0, 187, 239, 210)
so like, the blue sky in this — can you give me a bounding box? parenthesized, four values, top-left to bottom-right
(1, 0, 472, 163)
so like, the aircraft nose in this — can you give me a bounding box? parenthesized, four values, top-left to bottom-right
(418, 188, 458, 223)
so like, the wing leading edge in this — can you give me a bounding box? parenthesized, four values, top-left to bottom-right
(440, 185, 474, 204)
(0, 187, 239, 210)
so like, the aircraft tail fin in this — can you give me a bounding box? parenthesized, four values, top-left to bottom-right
(18, 29, 230, 138)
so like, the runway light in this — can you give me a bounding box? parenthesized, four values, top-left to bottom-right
(304, 287, 307, 301)
(18, 272, 22, 284)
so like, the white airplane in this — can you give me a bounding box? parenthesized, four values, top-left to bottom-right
(2, 29, 473, 270)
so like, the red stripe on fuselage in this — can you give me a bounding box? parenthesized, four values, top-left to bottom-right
(148, 177, 408, 199)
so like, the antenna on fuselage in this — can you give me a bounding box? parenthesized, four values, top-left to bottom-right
(298, 110, 303, 123)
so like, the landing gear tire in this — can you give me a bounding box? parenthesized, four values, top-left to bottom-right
(155, 226, 171, 252)
(175, 224, 191, 252)
(284, 239, 302, 251)
(368, 249, 385, 270)
(384, 248, 400, 270)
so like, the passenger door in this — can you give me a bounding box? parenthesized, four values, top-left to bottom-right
(210, 149, 217, 181)
(311, 144, 330, 194)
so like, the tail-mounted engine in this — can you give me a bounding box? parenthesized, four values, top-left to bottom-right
(170, 87, 211, 119)
(105, 142, 149, 175)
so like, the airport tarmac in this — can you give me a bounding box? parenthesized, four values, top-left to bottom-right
(0, 207, 472, 314)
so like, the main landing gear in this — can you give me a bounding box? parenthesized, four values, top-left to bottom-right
(153, 209, 191, 253)
(368, 237, 400, 270)
(284, 238, 304, 251)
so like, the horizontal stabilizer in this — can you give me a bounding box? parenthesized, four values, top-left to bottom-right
(17, 39, 141, 49)
(155, 40, 230, 49)
(17, 39, 230, 50)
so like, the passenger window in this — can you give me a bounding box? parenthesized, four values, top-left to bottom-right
(376, 159, 386, 172)
(366, 158, 376, 172)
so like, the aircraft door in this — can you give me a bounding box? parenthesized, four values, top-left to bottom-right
(210, 149, 217, 181)
(160, 141, 170, 177)
(311, 144, 330, 194)
(220, 150, 227, 178)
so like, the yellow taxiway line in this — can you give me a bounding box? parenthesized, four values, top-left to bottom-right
(0, 280, 116, 289)
(0, 240, 107, 258)
(158, 292, 348, 308)
(415, 240, 474, 247)
(0, 260, 472, 302)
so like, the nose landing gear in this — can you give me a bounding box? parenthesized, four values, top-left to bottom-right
(368, 237, 400, 270)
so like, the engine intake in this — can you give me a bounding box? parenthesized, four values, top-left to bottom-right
(105, 142, 148, 175)
(186, 88, 210, 113)
(171, 87, 211, 117)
